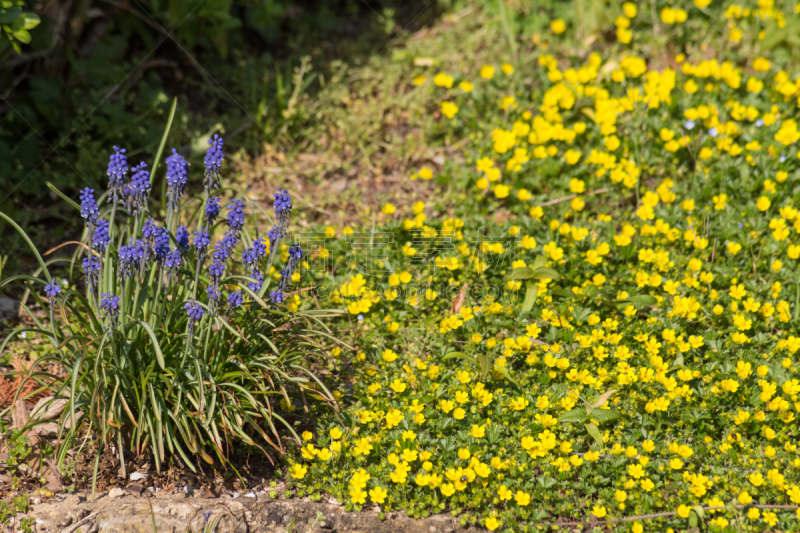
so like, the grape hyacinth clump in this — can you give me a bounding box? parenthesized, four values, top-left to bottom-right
(13, 129, 328, 486)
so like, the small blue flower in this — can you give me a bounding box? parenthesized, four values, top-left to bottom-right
(107, 146, 128, 201)
(684, 119, 696, 130)
(44, 280, 61, 304)
(780, 155, 786, 162)
(165, 148, 188, 211)
(100, 292, 120, 329)
(185, 299, 205, 333)
(357, 314, 364, 321)
(755, 118, 764, 127)
(93, 219, 111, 252)
(708, 127, 718, 138)
(80, 188, 99, 225)
(203, 134, 224, 191)
(176, 225, 190, 252)
(205, 196, 221, 226)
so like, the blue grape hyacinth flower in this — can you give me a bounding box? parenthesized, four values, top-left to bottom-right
(80, 188, 99, 225)
(165, 148, 188, 211)
(44, 280, 61, 304)
(100, 292, 120, 329)
(185, 299, 205, 333)
(127, 162, 151, 214)
(203, 134, 224, 191)
(205, 196, 221, 226)
(107, 146, 128, 201)
(93, 219, 111, 252)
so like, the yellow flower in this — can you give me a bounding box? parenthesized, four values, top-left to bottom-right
(551, 19, 566, 34)
(369, 486, 387, 504)
(289, 464, 307, 479)
(459, 81, 473, 93)
(677, 505, 691, 518)
(390, 379, 407, 393)
(480, 65, 495, 79)
(433, 72, 453, 88)
(382, 203, 396, 215)
(470, 424, 486, 438)
(514, 490, 531, 506)
(757, 196, 771, 211)
(493, 184, 510, 199)
(485, 514, 501, 530)
(441, 101, 459, 119)
(591, 505, 607, 518)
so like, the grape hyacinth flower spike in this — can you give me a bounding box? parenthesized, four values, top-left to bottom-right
(176, 225, 190, 252)
(127, 162, 151, 214)
(107, 146, 128, 201)
(80, 188, 99, 226)
(227, 289, 243, 315)
(100, 292, 120, 329)
(82, 256, 100, 292)
(93, 219, 111, 252)
(203, 134, 224, 191)
(205, 196, 221, 227)
(165, 148, 188, 211)
(227, 199, 246, 237)
(44, 280, 62, 305)
(185, 299, 205, 334)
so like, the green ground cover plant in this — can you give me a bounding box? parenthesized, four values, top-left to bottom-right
(270, 1, 800, 531)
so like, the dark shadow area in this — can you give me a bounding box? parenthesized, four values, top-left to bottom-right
(0, 0, 447, 280)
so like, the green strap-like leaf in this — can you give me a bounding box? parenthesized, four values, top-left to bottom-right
(521, 282, 538, 313)
(128, 317, 166, 370)
(585, 422, 604, 447)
